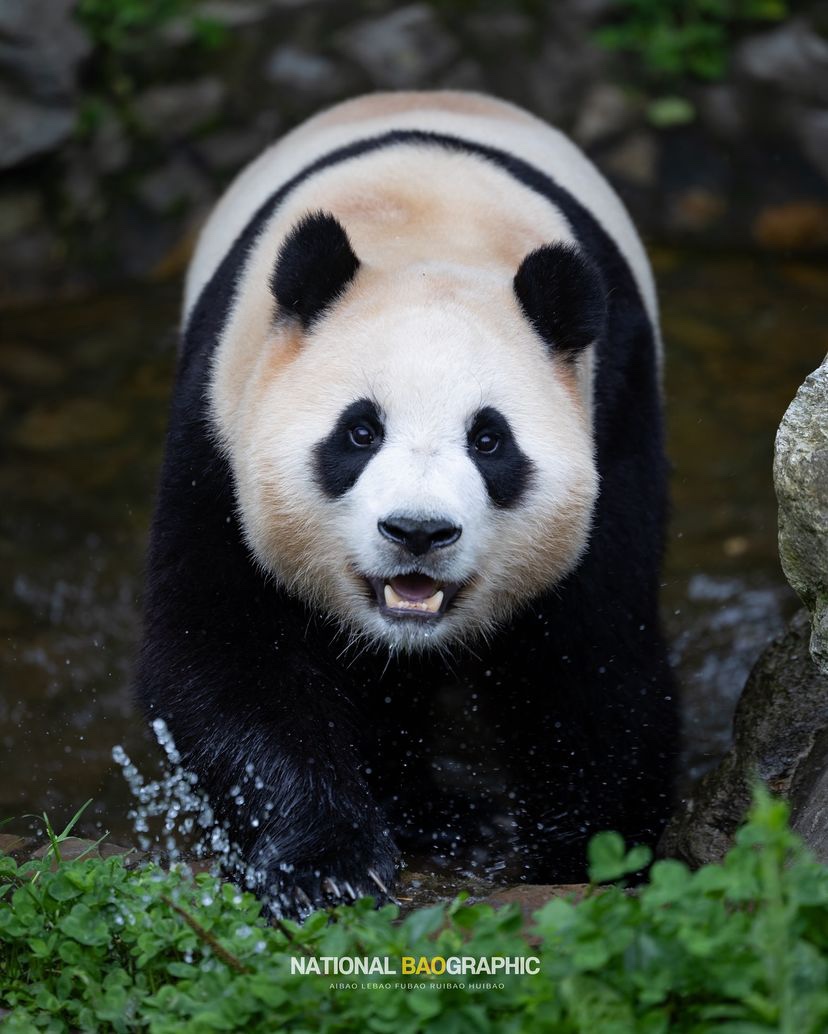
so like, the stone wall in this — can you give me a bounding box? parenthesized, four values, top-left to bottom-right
(2, 0, 828, 303)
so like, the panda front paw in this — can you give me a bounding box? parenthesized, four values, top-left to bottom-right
(252, 836, 400, 918)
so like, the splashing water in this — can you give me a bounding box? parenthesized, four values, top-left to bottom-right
(111, 720, 275, 910)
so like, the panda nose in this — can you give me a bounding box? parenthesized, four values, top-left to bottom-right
(377, 517, 462, 556)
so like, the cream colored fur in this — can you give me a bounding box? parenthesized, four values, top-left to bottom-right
(185, 91, 658, 332)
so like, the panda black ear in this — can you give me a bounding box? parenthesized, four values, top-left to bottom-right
(513, 243, 606, 360)
(270, 211, 361, 329)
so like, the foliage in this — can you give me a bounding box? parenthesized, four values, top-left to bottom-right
(2, 790, 828, 1032)
(76, 0, 224, 56)
(74, 0, 225, 123)
(595, 0, 788, 81)
(594, 0, 788, 125)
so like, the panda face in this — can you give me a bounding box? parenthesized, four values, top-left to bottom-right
(222, 235, 600, 655)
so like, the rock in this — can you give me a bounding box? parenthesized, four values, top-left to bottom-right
(735, 18, 828, 106)
(335, 4, 459, 90)
(438, 59, 486, 92)
(89, 109, 132, 176)
(774, 357, 828, 674)
(752, 202, 828, 251)
(196, 127, 271, 174)
(31, 837, 145, 868)
(134, 78, 225, 142)
(0, 0, 90, 102)
(483, 884, 589, 919)
(573, 84, 641, 147)
(160, 1, 267, 46)
(0, 833, 30, 856)
(695, 84, 748, 141)
(136, 158, 213, 215)
(263, 45, 359, 104)
(790, 727, 828, 858)
(0, 0, 88, 169)
(0, 92, 75, 169)
(463, 11, 534, 50)
(602, 131, 658, 188)
(198, 0, 273, 27)
(526, 30, 605, 125)
(664, 357, 828, 865)
(661, 610, 828, 866)
(793, 107, 828, 183)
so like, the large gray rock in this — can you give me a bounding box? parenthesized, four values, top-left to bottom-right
(662, 610, 828, 865)
(774, 355, 828, 674)
(664, 358, 828, 865)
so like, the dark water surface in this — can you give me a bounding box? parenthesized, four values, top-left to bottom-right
(1, 252, 826, 848)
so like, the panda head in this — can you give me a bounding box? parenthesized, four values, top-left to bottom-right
(220, 211, 605, 654)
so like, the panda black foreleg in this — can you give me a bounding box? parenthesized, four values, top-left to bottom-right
(137, 649, 399, 915)
(504, 652, 679, 883)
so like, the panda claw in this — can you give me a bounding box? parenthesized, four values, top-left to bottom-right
(367, 866, 399, 904)
(323, 876, 341, 899)
(295, 886, 313, 910)
(343, 880, 357, 900)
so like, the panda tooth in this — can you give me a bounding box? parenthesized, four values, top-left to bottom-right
(382, 584, 444, 614)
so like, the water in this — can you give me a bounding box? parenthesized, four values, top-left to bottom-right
(1, 253, 826, 853)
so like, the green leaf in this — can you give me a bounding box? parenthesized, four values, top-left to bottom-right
(647, 96, 696, 127)
(47, 871, 85, 902)
(58, 902, 110, 946)
(403, 902, 446, 941)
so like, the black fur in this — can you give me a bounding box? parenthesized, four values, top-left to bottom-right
(467, 406, 534, 508)
(514, 243, 607, 359)
(314, 398, 383, 498)
(270, 211, 360, 329)
(137, 129, 678, 912)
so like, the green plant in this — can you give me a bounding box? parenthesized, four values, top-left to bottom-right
(76, 0, 189, 54)
(2, 789, 828, 1032)
(595, 0, 788, 125)
(74, 0, 226, 122)
(596, 0, 788, 80)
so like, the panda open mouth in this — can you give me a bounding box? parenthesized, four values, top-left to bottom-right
(365, 573, 461, 620)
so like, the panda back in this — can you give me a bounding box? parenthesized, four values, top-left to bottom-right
(183, 91, 657, 334)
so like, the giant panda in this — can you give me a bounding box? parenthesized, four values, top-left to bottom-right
(137, 91, 678, 912)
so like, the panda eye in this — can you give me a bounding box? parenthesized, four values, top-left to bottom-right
(473, 430, 500, 455)
(348, 424, 376, 448)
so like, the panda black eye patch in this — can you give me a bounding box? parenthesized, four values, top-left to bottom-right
(314, 398, 384, 498)
(467, 406, 534, 508)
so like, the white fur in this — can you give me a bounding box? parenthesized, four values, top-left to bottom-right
(196, 92, 658, 653)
